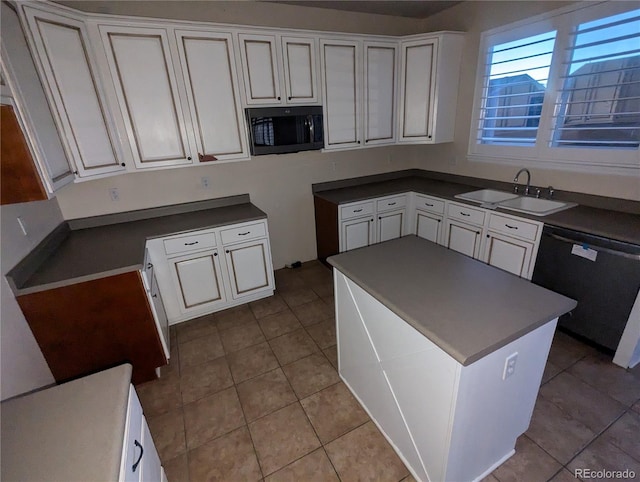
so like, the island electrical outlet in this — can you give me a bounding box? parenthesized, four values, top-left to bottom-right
(503, 352, 518, 380)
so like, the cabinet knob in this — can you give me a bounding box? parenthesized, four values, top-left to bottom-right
(152, 294, 158, 298)
(187, 156, 192, 161)
(288, 96, 292, 100)
(378, 216, 381, 220)
(357, 140, 361, 144)
(437, 219, 441, 223)
(121, 163, 126, 167)
(486, 234, 490, 238)
(277, 96, 281, 100)
(428, 135, 432, 139)
(226, 250, 230, 253)
(73, 170, 78, 175)
(213, 252, 218, 257)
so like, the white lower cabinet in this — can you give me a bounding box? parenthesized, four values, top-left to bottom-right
(147, 219, 275, 324)
(482, 213, 542, 280)
(415, 210, 443, 244)
(168, 249, 227, 313)
(444, 219, 483, 258)
(120, 386, 165, 482)
(378, 209, 404, 243)
(224, 239, 272, 299)
(341, 216, 376, 252)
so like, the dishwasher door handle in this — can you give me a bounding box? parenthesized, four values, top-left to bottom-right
(547, 232, 640, 261)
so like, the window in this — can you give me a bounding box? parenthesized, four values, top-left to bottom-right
(470, 2, 640, 174)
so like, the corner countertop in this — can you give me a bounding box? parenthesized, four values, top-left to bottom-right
(328, 236, 577, 366)
(1, 364, 132, 482)
(9, 195, 267, 294)
(313, 174, 640, 245)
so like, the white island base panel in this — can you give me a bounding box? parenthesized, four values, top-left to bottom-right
(334, 270, 557, 482)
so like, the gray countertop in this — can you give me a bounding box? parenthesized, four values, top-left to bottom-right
(9, 197, 267, 294)
(1, 364, 132, 482)
(328, 236, 577, 366)
(314, 176, 640, 245)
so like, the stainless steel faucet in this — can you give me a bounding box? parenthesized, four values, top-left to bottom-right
(513, 168, 531, 195)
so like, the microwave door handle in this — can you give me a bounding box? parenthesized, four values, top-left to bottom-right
(307, 114, 314, 141)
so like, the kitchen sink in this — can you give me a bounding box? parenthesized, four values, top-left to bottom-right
(454, 189, 519, 204)
(497, 196, 576, 216)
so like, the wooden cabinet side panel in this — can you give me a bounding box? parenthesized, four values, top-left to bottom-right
(17, 271, 165, 384)
(314, 196, 339, 264)
(1, 104, 47, 204)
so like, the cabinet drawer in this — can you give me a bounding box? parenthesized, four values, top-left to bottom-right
(340, 201, 374, 220)
(414, 194, 445, 215)
(488, 213, 540, 241)
(447, 202, 485, 226)
(220, 221, 266, 245)
(164, 231, 216, 256)
(376, 195, 407, 213)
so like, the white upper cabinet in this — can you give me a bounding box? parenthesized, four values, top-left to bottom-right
(398, 33, 463, 144)
(238, 33, 319, 106)
(281, 36, 318, 104)
(238, 33, 282, 105)
(321, 39, 361, 149)
(98, 24, 195, 168)
(21, 7, 125, 179)
(174, 30, 248, 161)
(363, 41, 397, 146)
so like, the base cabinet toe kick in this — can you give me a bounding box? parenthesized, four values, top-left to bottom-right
(328, 236, 575, 482)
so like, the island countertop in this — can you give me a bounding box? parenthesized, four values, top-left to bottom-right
(1, 364, 132, 482)
(328, 235, 577, 365)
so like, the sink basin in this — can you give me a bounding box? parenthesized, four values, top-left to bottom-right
(497, 196, 576, 216)
(454, 189, 519, 204)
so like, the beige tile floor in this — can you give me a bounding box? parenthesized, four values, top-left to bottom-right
(137, 261, 640, 482)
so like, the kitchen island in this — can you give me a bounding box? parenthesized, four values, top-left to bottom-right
(327, 235, 576, 481)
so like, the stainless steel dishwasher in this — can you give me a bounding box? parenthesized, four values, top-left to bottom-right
(532, 225, 640, 352)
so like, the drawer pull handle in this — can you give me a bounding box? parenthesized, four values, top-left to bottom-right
(460, 212, 471, 217)
(147, 263, 153, 269)
(353, 208, 363, 213)
(238, 231, 251, 236)
(132, 440, 144, 472)
(425, 203, 434, 207)
(505, 224, 518, 230)
(387, 202, 396, 206)
(184, 241, 199, 246)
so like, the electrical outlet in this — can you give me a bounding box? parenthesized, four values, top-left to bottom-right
(108, 188, 120, 201)
(502, 352, 518, 380)
(201, 176, 211, 189)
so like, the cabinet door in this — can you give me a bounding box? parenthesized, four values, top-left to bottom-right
(223, 238, 274, 300)
(238, 33, 282, 104)
(169, 249, 227, 313)
(364, 41, 397, 145)
(378, 209, 404, 243)
(321, 39, 361, 149)
(483, 232, 534, 279)
(398, 38, 437, 142)
(415, 210, 442, 244)
(174, 30, 248, 161)
(444, 219, 482, 259)
(99, 25, 194, 168)
(341, 216, 374, 252)
(282, 36, 318, 104)
(3, 3, 74, 192)
(22, 7, 125, 178)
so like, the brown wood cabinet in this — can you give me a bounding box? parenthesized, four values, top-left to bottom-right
(1, 104, 47, 205)
(17, 271, 166, 384)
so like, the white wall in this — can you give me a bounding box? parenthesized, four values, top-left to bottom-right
(410, 1, 640, 202)
(56, 146, 418, 268)
(1, 199, 62, 400)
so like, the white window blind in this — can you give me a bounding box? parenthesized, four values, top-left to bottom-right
(551, 9, 640, 149)
(479, 31, 556, 146)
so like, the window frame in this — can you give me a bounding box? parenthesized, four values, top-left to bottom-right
(468, 1, 640, 175)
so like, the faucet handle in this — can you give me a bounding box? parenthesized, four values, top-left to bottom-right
(548, 186, 555, 198)
(535, 188, 541, 198)
(513, 185, 519, 194)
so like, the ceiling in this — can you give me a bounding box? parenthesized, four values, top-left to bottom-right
(263, 1, 462, 19)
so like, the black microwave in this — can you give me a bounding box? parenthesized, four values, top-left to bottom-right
(246, 106, 324, 155)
